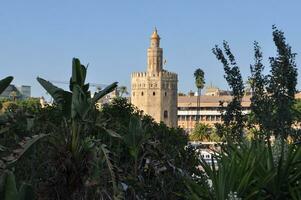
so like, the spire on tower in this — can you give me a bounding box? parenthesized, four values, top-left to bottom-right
(147, 27, 163, 73)
(151, 27, 160, 40)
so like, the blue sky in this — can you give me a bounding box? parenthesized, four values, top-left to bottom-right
(1, 0, 301, 97)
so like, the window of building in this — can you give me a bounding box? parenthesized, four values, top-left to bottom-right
(141, 92, 144, 96)
(153, 92, 155, 96)
(133, 92, 135, 96)
(164, 110, 168, 118)
(164, 91, 167, 96)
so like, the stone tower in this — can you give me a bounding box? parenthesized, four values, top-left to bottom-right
(131, 28, 178, 127)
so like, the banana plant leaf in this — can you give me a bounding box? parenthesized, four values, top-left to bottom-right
(71, 84, 90, 119)
(37, 77, 72, 116)
(0, 171, 34, 200)
(0, 76, 13, 95)
(70, 58, 87, 90)
(2, 171, 18, 200)
(92, 82, 118, 104)
(6, 134, 49, 166)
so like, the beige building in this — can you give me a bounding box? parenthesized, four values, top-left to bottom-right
(178, 91, 301, 133)
(131, 29, 178, 127)
(178, 94, 251, 133)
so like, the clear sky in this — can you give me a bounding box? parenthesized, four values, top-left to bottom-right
(1, 0, 301, 98)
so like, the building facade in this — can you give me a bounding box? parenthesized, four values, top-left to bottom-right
(177, 94, 251, 133)
(131, 29, 178, 127)
(177, 91, 301, 133)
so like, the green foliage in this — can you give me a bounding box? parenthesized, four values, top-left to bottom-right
(212, 41, 245, 142)
(267, 26, 298, 138)
(1, 134, 49, 171)
(35, 58, 119, 199)
(186, 140, 301, 200)
(190, 123, 211, 141)
(0, 171, 34, 200)
(194, 68, 205, 91)
(117, 86, 128, 97)
(37, 59, 118, 119)
(194, 68, 205, 122)
(100, 98, 202, 199)
(189, 123, 223, 142)
(248, 42, 272, 138)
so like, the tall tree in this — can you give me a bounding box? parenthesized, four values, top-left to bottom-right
(267, 26, 298, 139)
(249, 42, 272, 138)
(212, 41, 245, 142)
(194, 68, 205, 122)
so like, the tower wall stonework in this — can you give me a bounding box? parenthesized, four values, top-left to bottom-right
(131, 29, 178, 127)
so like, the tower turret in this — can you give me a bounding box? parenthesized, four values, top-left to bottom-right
(147, 28, 163, 74)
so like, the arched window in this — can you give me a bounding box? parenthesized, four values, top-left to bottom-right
(153, 92, 155, 96)
(133, 92, 135, 96)
(164, 110, 168, 118)
(164, 92, 167, 96)
(141, 92, 144, 96)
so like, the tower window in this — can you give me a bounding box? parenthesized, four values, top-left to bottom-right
(133, 92, 135, 96)
(141, 92, 144, 96)
(153, 92, 155, 96)
(164, 92, 167, 96)
(164, 110, 168, 119)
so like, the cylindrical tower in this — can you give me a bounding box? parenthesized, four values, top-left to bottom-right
(147, 28, 163, 74)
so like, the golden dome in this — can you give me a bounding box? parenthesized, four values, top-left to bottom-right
(151, 27, 160, 40)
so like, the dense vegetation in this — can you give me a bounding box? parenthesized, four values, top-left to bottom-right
(0, 59, 203, 199)
(0, 26, 300, 199)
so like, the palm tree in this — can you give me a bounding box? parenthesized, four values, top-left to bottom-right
(190, 123, 211, 141)
(118, 86, 128, 97)
(194, 68, 205, 122)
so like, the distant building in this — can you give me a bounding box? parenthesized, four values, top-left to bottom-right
(177, 93, 251, 133)
(17, 85, 31, 98)
(204, 85, 232, 96)
(0, 84, 31, 100)
(131, 28, 178, 127)
(178, 91, 301, 133)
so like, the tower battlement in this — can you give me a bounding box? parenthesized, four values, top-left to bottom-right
(161, 71, 178, 79)
(131, 72, 148, 78)
(131, 71, 177, 79)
